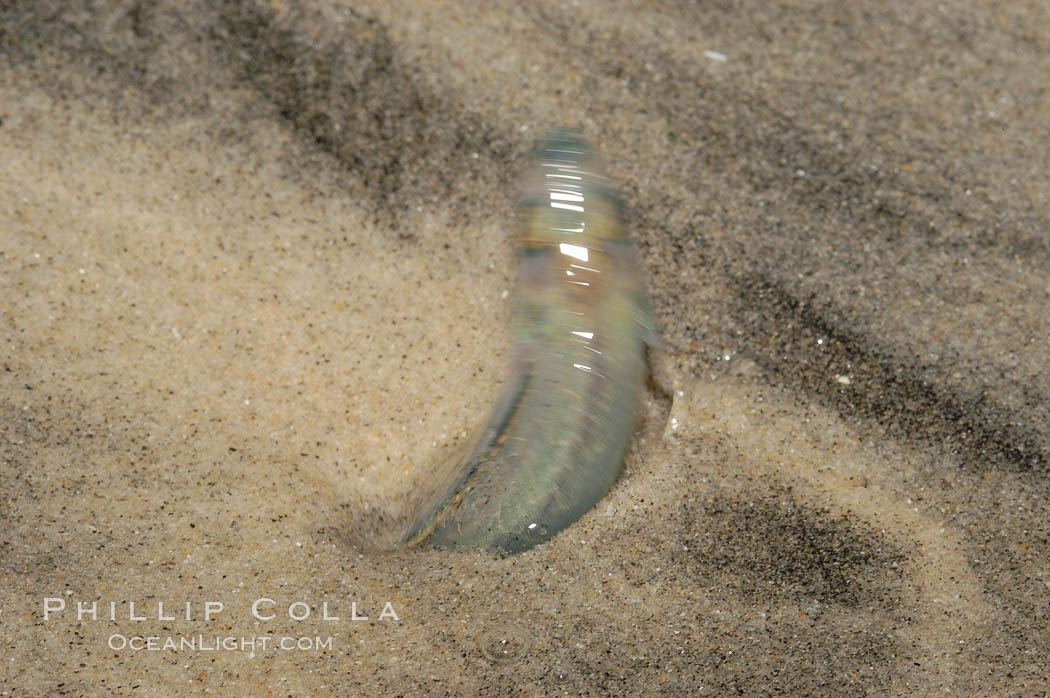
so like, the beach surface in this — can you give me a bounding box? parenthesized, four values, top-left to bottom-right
(2, 1, 1049, 694)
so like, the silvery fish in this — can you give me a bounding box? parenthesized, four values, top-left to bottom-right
(404, 130, 654, 554)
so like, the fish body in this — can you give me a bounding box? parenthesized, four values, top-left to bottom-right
(405, 130, 653, 554)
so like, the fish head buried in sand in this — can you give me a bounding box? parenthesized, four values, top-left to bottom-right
(403, 129, 655, 555)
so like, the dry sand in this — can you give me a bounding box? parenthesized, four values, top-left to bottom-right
(2, 1, 1049, 694)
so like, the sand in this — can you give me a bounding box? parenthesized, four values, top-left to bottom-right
(2, 0, 1049, 694)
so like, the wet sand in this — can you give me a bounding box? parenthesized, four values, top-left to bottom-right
(2, 1, 1049, 694)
